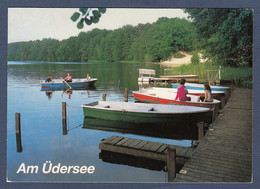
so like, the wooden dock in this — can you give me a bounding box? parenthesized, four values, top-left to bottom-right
(174, 88, 252, 182)
(99, 136, 195, 165)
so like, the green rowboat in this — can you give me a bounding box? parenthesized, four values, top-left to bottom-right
(81, 101, 212, 124)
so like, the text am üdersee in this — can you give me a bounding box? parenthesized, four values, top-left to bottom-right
(16, 161, 95, 174)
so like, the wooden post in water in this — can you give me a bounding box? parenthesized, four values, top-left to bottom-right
(211, 103, 219, 122)
(62, 102, 67, 135)
(102, 93, 106, 101)
(125, 88, 128, 102)
(197, 122, 204, 142)
(197, 122, 209, 142)
(15, 112, 22, 152)
(220, 96, 226, 109)
(166, 147, 176, 182)
(225, 89, 231, 102)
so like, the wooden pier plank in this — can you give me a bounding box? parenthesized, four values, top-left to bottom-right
(105, 136, 124, 145)
(99, 136, 195, 164)
(149, 142, 164, 152)
(120, 138, 136, 147)
(133, 140, 149, 150)
(101, 136, 118, 144)
(100, 142, 166, 161)
(174, 88, 252, 183)
(185, 157, 252, 175)
(127, 139, 142, 148)
(115, 137, 130, 146)
(141, 141, 156, 151)
(156, 144, 169, 153)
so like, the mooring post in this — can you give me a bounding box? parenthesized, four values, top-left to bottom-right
(102, 93, 106, 101)
(62, 102, 67, 135)
(166, 147, 176, 182)
(211, 103, 219, 122)
(197, 122, 205, 142)
(226, 89, 231, 101)
(15, 112, 22, 152)
(197, 122, 209, 142)
(220, 96, 226, 109)
(125, 88, 128, 102)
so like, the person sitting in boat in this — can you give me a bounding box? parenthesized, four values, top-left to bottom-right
(175, 78, 191, 101)
(197, 84, 213, 102)
(45, 75, 52, 83)
(64, 73, 72, 82)
(86, 74, 91, 80)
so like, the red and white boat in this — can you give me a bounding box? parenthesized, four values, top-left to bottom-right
(146, 87, 225, 100)
(133, 87, 221, 109)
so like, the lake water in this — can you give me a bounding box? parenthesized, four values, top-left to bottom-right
(7, 61, 198, 182)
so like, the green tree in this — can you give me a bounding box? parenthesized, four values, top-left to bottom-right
(184, 8, 253, 66)
(8, 16, 197, 63)
(142, 17, 195, 62)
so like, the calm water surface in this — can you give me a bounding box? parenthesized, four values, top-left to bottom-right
(7, 61, 197, 182)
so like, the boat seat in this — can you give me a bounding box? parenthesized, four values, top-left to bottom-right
(148, 107, 155, 111)
(104, 105, 110, 108)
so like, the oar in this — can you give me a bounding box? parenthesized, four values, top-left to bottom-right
(61, 77, 72, 89)
(61, 88, 71, 97)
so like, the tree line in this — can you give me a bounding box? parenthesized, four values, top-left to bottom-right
(8, 17, 194, 63)
(184, 8, 253, 67)
(8, 9, 253, 67)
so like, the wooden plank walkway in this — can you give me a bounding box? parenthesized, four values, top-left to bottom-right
(174, 88, 252, 182)
(99, 136, 195, 165)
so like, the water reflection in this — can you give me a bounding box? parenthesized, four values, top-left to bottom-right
(99, 151, 184, 173)
(45, 91, 53, 100)
(41, 86, 96, 100)
(100, 151, 162, 172)
(8, 61, 197, 182)
(83, 117, 198, 141)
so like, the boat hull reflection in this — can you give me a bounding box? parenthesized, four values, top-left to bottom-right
(83, 117, 198, 140)
(41, 85, 96, 91)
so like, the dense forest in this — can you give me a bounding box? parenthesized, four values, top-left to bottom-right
(8, 17, 194, 63)
(8, 9, 253, 67)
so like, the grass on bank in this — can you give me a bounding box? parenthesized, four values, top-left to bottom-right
(168, 62, 252, 81)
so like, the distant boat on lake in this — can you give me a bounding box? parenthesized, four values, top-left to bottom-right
(40, 78, 98, 90)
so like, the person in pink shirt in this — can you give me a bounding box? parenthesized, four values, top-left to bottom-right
(175, 79, 191, 101)
(64, 73, 72, 82)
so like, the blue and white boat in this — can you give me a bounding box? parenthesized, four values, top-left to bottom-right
(40, 78, 98, 90)
(172, 83, 230, 92)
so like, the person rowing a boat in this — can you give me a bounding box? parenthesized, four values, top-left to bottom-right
(175, 78, 191, 101)
(64, 73, 72, 82)
(197, 84, 213, 102)
(45, 75, 52, 83)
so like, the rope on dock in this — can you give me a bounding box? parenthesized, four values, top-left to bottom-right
(68, 123, 83, 132)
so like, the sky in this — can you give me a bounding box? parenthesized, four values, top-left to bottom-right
(8, 8, 188, 43)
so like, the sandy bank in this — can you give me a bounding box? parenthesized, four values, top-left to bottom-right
(160, 52, 207, 67)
